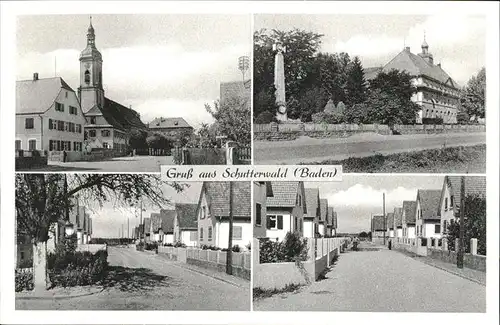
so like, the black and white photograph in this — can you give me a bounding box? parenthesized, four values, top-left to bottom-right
(253, 14, 486, 172)
(252, 176, 486, 312)
(15, 14, 251, 172)
(15, 174, 251, 310)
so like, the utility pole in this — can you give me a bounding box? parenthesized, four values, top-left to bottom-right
(127, 217, 130, 242)
(457, 176, 465, 269)
(383, 193, 386, 246)
(140, 200, 143, 242)
(226, 181, 234, 275)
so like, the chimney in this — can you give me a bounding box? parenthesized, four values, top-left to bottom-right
(33, 73, 39, 81)
(405, 47, 410, 52)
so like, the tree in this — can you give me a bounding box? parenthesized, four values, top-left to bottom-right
(345, 56, 367, 107)
(446, 194, 486, 255)
(15, 174, 185, 292)
(254, 111, 276, 124)
(344, 103, 369, 124)
(359, 231, 368, 238)
(205, 95, 251, 146)
(366, 70, 420, 126)
(460, 67, 485, 122)
(146, 133, 171, 150)
(129, 129, 148, 150)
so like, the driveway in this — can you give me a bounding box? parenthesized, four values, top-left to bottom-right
(254, 132, 486, 164)
(254, 242, 485, 312)
(16, 246, 250, 310)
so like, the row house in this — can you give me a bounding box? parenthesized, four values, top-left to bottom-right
(318, 199, 328, 236)
(371, 215, 386, 238)
(149, 209, 176, 245)
(386, 212, 394, 238)
(197, 182, 252, 250)
(173, 203, 198, 247)
(265, 182, 306, 242)
(402, 201, 417, 239)
(304, 188, 320, 238)
(415, 190, 441, 239)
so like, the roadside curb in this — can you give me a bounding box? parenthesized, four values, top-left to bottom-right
(16, 287, 105, 301)
(418, 259, 486, 286)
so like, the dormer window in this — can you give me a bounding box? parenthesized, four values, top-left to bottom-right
(84, 70, 90, 84)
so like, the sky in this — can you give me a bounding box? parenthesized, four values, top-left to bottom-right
(305, 175, 444, 234)
(255, 14, 486, 86)
(85, 182, 203, 238)
(16, 14, 251, 129)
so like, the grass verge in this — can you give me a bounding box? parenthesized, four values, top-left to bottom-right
(309, 144, 485, 173)
(253, 283, 302, 301)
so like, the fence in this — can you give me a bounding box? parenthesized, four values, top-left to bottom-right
(172, 145, 251, 165)
(157, 246, 251, 280)
(134, 148, 171, 156)
(253, 237, 349, 290)
(234, 146, 252, 165)
(392, 236, 485, 271)
(254, 123, 486, 140)
(76, 244, 107, 253)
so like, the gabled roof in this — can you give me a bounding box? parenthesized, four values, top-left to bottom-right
(150, 212, 161, 232)
(364, 67, 383, 81)
(200, 182, 251, 218)
(379, 48, 458, 88)
(266, 182, 300, 208)
(148, 117, 193, 129)
(101, 97, 147, 131)
(304, 188, 320, 219)
(159, 209, 176, 233)
(333, 211, 338, 229)
(402, 201, 417, 224)
(16, 77, 74, 114)
(393, 207, 403, 228)
(143, 217, 151, 234)
(175, 203, 198, 229)
(386, 212, 394, 229)
(417, 189, 441, 220)
(327, 207, 334, 226)
(372, 215, 385, 231)
(319, 199, 327, 222)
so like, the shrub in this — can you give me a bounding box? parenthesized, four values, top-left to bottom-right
(255, 111, 275, 124)
(15, 270, 34, 292)
(47, 250, 108, 288)
(259, 232, 308, 263)
(246, 242, 251, 251)
(136, 242, 145, 251)
(232, 245, 241, 253)
(144, 242, 158, 251)
(173, 241, 186, 248)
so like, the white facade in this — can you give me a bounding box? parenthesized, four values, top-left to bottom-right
(180, 230, 197, 247)
(214, 220, 252, 250)
(423, 223, 441, 239)
(266, 210, 292, 242)
(439, 183, 455, 236)
(318, 223, 325, 236)
(303, 220, 315, 238)
(163, 234, 174, 245)
(396, 228, 403, 238)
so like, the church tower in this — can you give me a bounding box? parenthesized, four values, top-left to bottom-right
(78, 16, 105, 113)
(418, 33, 434, 65)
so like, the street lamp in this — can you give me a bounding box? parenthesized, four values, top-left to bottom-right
(64, 220, 75, 237)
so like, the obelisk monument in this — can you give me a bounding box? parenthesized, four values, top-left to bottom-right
(273, 41, 287, 121)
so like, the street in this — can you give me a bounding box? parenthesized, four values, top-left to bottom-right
(253, 242, 485, 312)
(16, 246, 250, 310)
(254, 132, 486, 164)
(28, 155, 174, 172)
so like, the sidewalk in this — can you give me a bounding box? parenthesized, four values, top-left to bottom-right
(154, 254, 250, 289)
(16, 285, 104, 300)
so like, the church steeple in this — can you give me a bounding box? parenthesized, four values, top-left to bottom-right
(418, 32, 433, 65)
(78, 16, 104, 113)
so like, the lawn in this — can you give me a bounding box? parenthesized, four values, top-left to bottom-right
(309, 144, 486, 173)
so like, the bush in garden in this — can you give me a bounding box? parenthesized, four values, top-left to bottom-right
(255, 111, 276, 124)
(232, 245, 241, 252)
(136, 241, 145, 251)
(259, 232, 308, 264)
(246, 242, 251, 251)
(144, 242, 158, 251)
(173, 241, 186, 248)
(15, 270, 34, 292)
(48, 250, 108, 288)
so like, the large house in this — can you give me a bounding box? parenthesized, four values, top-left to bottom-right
(415, 189, 442, 239)
(438, 176, 486, 236)
(402, 201, 417, 239)
(253, 181, 273, 239)
(173, 203, 198, 247)
(304, 188, 320, 238)
(196, 182, 251, 250)
(148, 117, 193, 137)
(16, 74, 86, 154)
(365, 38, 460, 124)
(78, 19, 146, 153)
(265, 181, 306, 241)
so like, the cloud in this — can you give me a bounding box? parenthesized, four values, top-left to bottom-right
(332, 15, 486, 84)
(327, 184, 417, 210)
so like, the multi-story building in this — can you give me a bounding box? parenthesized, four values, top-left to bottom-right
(148, 117, 193, 138)
(196, 182, 251, 250)
(16, 74, 86, 154)
(365, 38, 461, 124)
(78, 19, 146, 153)
(265, 182, 306, 242)
(415, 189, 442, 239)
(304, 188, 320, 238)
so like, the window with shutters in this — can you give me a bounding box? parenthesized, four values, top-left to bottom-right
(90, 116, 96, 124)
(444, 197, 448, 211)
(25, 118, 34, 129)
(89, 130, 96, 137)
(199, 228, 204, 240)
(443, 220, 448, 233)
(15, 140, 21, 150)
(69, 106, 78, 115)
(233, 226, 242, 240)
(450, 195, 454, 208)
(267, 215, 283, 230)
(208, 226, 212, 241)
(69, 122, 75, 133)
(255, 203, 262, 225)
(28, 139, 36, 151)
(435, 224, 441, 234)
(102, 130, 110, 137)
(55, 102, 64, 112)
